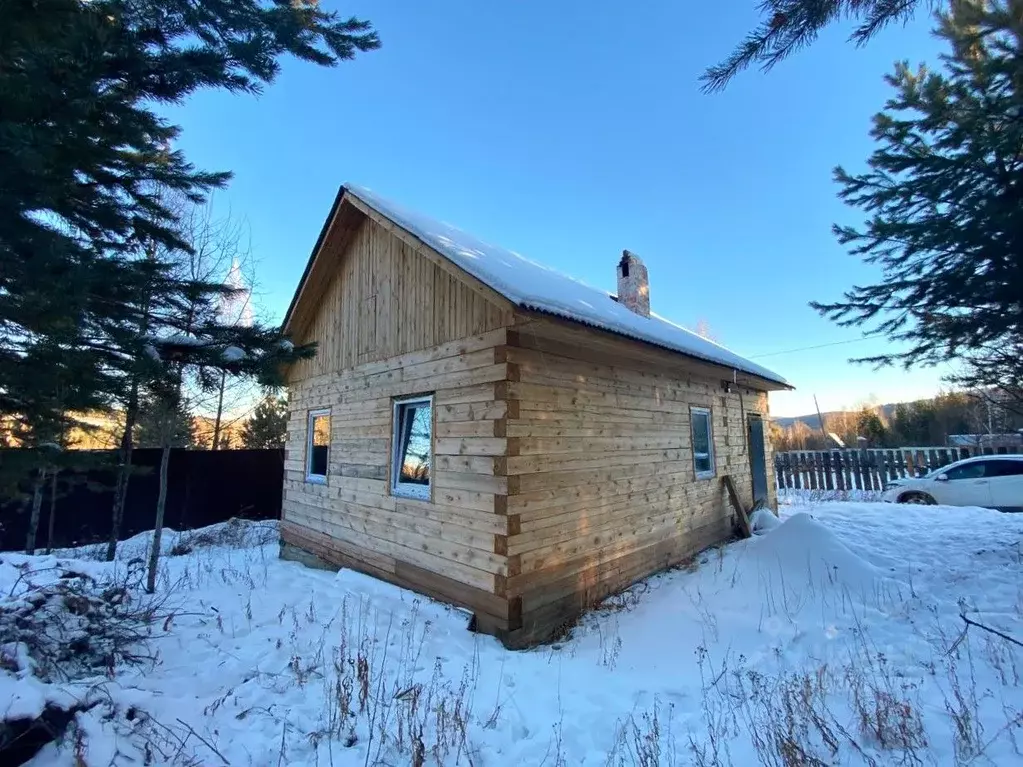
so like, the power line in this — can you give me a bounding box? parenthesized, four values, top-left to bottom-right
(749, 333, 883, 360)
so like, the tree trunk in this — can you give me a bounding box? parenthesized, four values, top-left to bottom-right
(146, 439, 171, 594)
(25, 467, 46, 554)
(211, 370, 227, 450)
(45, 470, 58, 554)
(107, 378, 139, 561)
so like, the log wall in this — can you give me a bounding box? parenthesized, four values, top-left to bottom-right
(282, 210, 518, 632)
(282, 330, 517, 631)
(499, 323, 775, 645)
(281, 202, 781, 646)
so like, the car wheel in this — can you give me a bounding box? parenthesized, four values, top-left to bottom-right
(899, 491, 936, 505)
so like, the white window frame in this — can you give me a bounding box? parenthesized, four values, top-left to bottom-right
(391, 395, 434, 500)
(305, 409, 330, 484)
(690, 406, 716, 480)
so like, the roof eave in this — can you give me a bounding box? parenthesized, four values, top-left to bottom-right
(282, 184, 349, 336)
(520, 306, 792, 391)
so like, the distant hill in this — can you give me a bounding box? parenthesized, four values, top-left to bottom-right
(774, 403, 901, 431)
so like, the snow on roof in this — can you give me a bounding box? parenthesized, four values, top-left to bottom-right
(345, 184, 789, 387)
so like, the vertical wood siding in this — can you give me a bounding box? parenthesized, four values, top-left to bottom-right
(289, 215, 511, 382)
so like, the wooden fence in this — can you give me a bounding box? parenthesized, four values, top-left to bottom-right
(774, 446, 1023, 492)
(0, 447, 284, 551)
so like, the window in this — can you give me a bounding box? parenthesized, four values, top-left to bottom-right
(945, 460, 990, 480)
(690, 406, 715, 479)
(392, 395, 433, 499)
(306, 410, 330, 482)
(988, 459, 1023, 477)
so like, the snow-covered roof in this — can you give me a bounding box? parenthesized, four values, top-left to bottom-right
(344, 185, 789, 387)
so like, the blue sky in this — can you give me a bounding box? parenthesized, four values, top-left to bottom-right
(165, 1, 952, 418)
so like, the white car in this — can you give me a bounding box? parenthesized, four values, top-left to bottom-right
(882, 455, 1023, 511)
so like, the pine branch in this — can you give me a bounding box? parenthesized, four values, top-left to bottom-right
(703, 0, 936, 92)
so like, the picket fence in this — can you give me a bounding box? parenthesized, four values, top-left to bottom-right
(774, 446, 1023, 492)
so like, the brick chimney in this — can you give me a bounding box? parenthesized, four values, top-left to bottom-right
(616, 250, 650, 317)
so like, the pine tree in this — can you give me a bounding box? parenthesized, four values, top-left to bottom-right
(704, 0, 938, 91)
(242, 395, 289, 449)
(136, 394, 195, 449)
(812, 1, 1023, 401)
(0, 0, 378, 438)
(2, 2, 376, 557)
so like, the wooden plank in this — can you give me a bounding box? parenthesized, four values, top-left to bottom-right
(434, 420, 500, 438)
(723, 475, 752, 538)
(286, 505, 505, 586)
(510, 467, 696, 517)
(434, 455, 497, 475)
(282, 521, 510, 623)
(832, 452, 845, 491)
(515, 436, 682, 455)
(433, 470, 507, 495)
(434, 437, 508, 457)
(344, 191, 516, 313)
(508, 315, 788, 393)
(819, 452, 832, 491)
(436, 401, 508, 422)
(512, 520, 728, 613)
(505, 449, 687, 475)
(286, 202, 512, 383)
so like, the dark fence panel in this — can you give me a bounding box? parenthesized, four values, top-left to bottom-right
(774, 446, 1023, 492)
(0, 448, 283, 551)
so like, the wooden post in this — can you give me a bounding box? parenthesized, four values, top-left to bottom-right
(822, 451, 834, 490)
(885, 449, 898, 482)
(866, 451, 879, 491)
(808, 452, 819, 491)
(723, 475, 752, 539)
(834, 451, 846, 491)
(873, 451, 883, 489)
(842, 451, 854, 489)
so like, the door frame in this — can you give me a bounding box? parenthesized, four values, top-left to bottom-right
(747, 412, 769, 506)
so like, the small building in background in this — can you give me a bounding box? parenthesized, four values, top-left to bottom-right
(948, 433, 1023, 450)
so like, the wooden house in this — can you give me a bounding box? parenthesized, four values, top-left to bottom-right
(280, 184, 790, 647)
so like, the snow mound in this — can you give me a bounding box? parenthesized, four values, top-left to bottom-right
(749, 507, 782, 534)
(742, 512, 885, 593)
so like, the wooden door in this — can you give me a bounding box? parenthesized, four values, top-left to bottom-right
(748, 414, 768, 506)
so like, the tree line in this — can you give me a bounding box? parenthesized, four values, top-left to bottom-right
(770, 391, 1023, 452)
(1, 0, 379, 589)
(716, 1, 1023, 425)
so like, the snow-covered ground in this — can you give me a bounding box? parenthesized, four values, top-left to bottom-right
(3, 502, 1022, 765)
